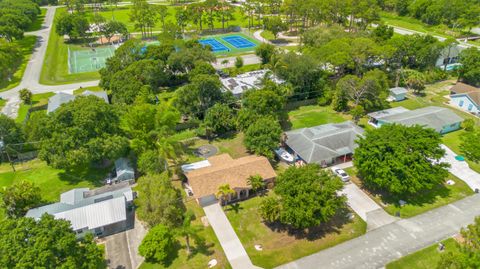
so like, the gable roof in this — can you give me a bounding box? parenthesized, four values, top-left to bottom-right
(368, 106, 410, 120)
(185, 154, 276, 198)
(47, 92, 76, 114)
(389, 87, 408, 95)
(450, 82, 480, 106)
(284, 121, 364, 164)
(26, 187, 133, 231)
(380, 106, 463, 132)
(82, 90, 109, 103)
(47, 91, 110, 114)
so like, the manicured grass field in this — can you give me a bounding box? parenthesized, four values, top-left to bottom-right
(386, 238, 459, 269)
(221, 63, 262, 76)
(346, 167, 474, 218)
(443, 130, 480, 174)
(380, 11, 463, 38)
(0, 36, 38, 92)
(225, 195, 367, 268)
(86, 5, 260, 33)
(0, 159, 108, 203)
(260, 30, 275, 40)
(286, 105, 350, 130)
(40, 8, 100, 85)
(139, 180, 231, 269)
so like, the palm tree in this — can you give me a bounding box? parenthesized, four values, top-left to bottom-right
(178, 211, 196, 255)
(216, 184, 235, 205)
(247, 174, 265, 193)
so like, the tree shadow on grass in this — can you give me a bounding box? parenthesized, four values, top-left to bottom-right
(58, 164, 111, 187)
(263, 207, 353, 241)
(356, 175, 452, 208)
(224, 202, 244, 213)
(188, 234, 215, 259)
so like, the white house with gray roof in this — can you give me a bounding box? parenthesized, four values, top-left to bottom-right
(284, 121, 364, 166)
(368, 106, 463, 134)
(47, 90, 109, 114)
(26, 187, 134, 238)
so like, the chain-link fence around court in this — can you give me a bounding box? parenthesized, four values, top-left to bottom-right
(68, 46, 116, 74)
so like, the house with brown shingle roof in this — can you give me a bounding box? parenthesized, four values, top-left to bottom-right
(182, 154, 276, 206)
(450, 82, 480, 115)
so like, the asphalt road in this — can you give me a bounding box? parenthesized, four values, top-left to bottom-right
(0, 6, 100, 118)
(276, 193, 480, 269)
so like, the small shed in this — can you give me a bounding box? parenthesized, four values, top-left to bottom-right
(389, 87, 408, 102)
(115, 158, 135, 182)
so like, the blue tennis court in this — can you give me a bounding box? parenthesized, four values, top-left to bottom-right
(222, 35, 256, 49)
(199, 38, 230, 52)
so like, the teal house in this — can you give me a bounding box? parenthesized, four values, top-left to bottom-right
(368, 106, 463, 134)
(388, 87, 408, 102)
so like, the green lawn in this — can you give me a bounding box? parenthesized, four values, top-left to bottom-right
(0, 159, 108, 203)
(380, 11, 464, 38)
(442, 130, 480, 174)
(0, 36, 38, 92)
(139, 181, 231, 269)
(386, 238, 459, 269)
(86, 5, 260, 33)
(346, 168, 474, 218)
(15, 92, 55, 123)
(224, 195, 367, 268)
(286, 105, 350, 130)
(260, 30, 275, 40)
(221, 63, 262, 76)
(73, 85, 104, 95)
(40, 7, 100, 85)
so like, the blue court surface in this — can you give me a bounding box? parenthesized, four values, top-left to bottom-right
(222, 35, 256, 49)
(199, 38, 230, 52)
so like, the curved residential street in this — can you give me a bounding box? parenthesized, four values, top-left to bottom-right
(0, 6, 100, 118)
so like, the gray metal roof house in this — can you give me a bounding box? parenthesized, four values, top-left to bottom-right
(47, 92, 76, 114)
(115, 158, 135, 182)
(368, 106, 463, 134)
(47, 91, 109, 114)
(284, 121, 365, 166)
(388, 87, 408, 101)
(26, 187, 133, 238)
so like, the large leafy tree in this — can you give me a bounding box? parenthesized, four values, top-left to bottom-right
(460, 129, 480, 163)
(0, 214, 104, 268)
(139, 224, 177, 265)
(136, 173, 186, 227)
(174, 74, 225, 118)
(0, 114, 24, 145)
(38, 96, 129, 169)
(459, 47, 480, 87)
(262, 164, 345, 229)
(354, 124, 450, 194)
(1, 181, 41, 218)
(437, 216, 480, 268)
(242, 88, 285, 116)
(203, 103, 236, 136)
(244, 116, 282, 159)
(0, 39, 21, 81)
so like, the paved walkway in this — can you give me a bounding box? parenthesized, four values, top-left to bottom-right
(441, 144, 480, 191)
(276, 193, 480, 269)
(212, 54, 261, 69)
(203, 203, 260, 269)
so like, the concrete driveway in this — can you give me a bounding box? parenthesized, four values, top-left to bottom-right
(203, 203, 260, 269)
(104, 217, 147, 269)
(441, 144, 480, 191)
(340, 183, 396, 231)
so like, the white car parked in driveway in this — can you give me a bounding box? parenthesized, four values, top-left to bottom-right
(331, 167, 350, 182)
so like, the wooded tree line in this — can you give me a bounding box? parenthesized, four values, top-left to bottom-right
(379, 0, 480, 29)
(0, 0, 40, 83)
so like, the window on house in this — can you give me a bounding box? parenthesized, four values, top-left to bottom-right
(459, 100, 464, 107)
(468, 104, 473, 111)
